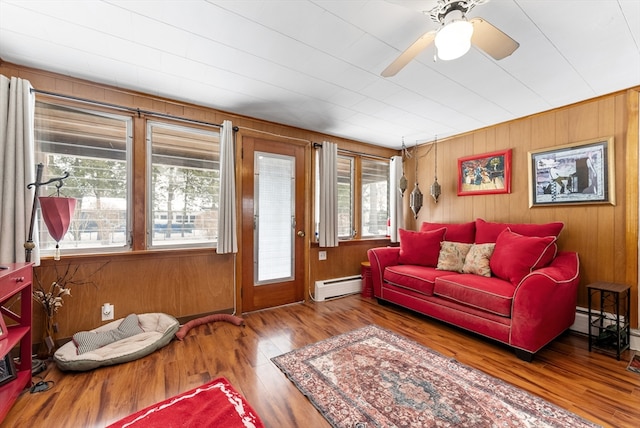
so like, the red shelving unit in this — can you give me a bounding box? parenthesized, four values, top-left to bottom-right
(0, 262, 33, 422)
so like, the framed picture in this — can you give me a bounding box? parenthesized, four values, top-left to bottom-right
(0, 315, 7, 341)
(458, 149, 512, 196)
(0, 354, 17, 386)
(528, 137, 615, 207)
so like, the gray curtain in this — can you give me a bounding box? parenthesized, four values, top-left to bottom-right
(318, 141, 338, 247)
(0, 75, 36, 263)
(389, 155, 404, 243)
(216, 120, 237, 254)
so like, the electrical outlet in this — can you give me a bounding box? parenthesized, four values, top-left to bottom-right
(319, 251, 327, 260)
(102, 303, 114, 321)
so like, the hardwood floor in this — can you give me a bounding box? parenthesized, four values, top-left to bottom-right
(4, 295, 640, 427)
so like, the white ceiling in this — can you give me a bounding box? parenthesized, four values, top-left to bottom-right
(1, 0, 639, 149)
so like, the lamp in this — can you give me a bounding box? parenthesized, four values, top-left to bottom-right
(434, 10, 474, 61)
(399, 138, 410, 197)
(409, 141, 423, 218)
(410, 183, 423, 219)
(430, 136, 441, 203)
(399, 173, 408, 197)
(26, 163, 76, 261)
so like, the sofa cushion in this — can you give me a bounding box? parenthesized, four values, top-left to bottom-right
(434, 274, 516, 317)
(461, 243, 495, 277)
(398, 228, 446, 267)
(421, 221, 475, 243)
(474, 218, 564, 244)
(384, 265, 440, 296)
(490, 229, 557, 284)
(437, 241, 473, 272)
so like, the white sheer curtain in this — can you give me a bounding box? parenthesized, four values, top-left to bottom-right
(216, 120, 237, 254)
(318, 141, 338, 247)
(0, 75, 36, 263)
(389, 155, 404, 243)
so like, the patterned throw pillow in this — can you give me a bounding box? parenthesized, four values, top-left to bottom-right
(73, 313, 144, 355)
(437, 241, 473, 272)
(461, 243, 496, 277)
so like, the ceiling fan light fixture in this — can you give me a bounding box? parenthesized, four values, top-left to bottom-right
(434, 11, 473, 60)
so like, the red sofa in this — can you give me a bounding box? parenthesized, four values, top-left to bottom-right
(367, 219, 580, 361)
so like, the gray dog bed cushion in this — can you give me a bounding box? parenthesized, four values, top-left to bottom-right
(53, 312, 179, 371)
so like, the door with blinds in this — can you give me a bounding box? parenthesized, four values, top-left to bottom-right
(241, 137, 306, 312)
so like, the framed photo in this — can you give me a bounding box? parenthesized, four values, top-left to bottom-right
(0, 354, 17, 386)
(0, 315, 7, 341)
(458, 149, 512, 196)
(528, 137, 615, 207)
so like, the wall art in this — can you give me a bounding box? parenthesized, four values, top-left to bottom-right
(528, 137, 615, 207)
(457, 149, 512, 196)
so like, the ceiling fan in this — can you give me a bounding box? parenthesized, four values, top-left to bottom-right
(382, 0, 519, 77)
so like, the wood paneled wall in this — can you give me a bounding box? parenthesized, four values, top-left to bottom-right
(403, 89, 639, 327)
(0, 61, 396, 342)
(34, 251, 236, 338)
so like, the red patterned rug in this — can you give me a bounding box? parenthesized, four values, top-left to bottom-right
(628, 352, 640, 374)
(107, 377, 264, 428)
(272, 325, 600, 428)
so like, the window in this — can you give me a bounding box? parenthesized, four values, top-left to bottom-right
(361, 158, 390, 238)
(34, 101, 132, 254)
(147, 121, 220, 248)
(314, 151, 389, 241)
(337, 156, 354, 238)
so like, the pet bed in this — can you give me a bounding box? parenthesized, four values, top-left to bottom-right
(53, 312, 179, 371)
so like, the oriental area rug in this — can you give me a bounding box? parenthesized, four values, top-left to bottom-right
(272, 325, 599, 428)
(107, 377, 264, 428)
(628, 351, 640, 374)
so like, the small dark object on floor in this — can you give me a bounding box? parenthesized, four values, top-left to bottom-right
(30, 380, 54, 393)
(32, 358, 46, 375)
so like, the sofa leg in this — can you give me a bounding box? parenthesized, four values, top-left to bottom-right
(515, 349, 534, 362)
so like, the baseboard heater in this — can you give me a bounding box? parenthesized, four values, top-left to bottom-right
(314, 275, 362, 301)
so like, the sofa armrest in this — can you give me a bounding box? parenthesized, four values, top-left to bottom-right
(510, 251, 580, 353)
(367, 247, 401, 297)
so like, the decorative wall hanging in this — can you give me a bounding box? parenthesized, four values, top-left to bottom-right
(430, 136, 441, 203)
(528, 137, 615, 207)
(399, 138, 410, 197)
(399, 171, 408, 197)
(410, 183, 423, 218)
(409, 141, 423, 217)
(457, 149, 512, 196)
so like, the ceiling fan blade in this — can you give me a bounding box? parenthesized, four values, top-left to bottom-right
(470, 17, 519, 60)
(381, 31, 436, 77)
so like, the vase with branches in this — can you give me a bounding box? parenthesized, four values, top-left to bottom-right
(33, 262, 107, 358)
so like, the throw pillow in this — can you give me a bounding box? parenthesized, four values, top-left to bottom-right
(489, 228, 557, 284)
(461, 243, 495, 277)
(474, 218, 564, 244)
(73, 313, 144, 355)
(398, 227, 446, 267)
(421, 221, 475, 243)
(437, 241, 473, 272)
